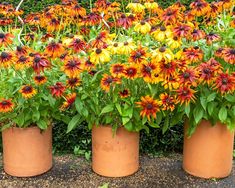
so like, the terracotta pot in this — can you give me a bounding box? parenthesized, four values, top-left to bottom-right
(92, 126, 139, 177)
(2, 126, 53, 177)
(183, 120, 234, 179)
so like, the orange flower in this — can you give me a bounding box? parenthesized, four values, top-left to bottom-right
(66, 77, 81, 89)
(205, 32, 220, 45)
(45, 41, 65, 58)
(100, 74, 121, 92)
(136, 95, 161, 121)
(176, 86, 196, 105)
(60, 93, 76, 111)
(19, 85, 37, 99)
(183, 47, 203, 63)
(178, 68, 198, 87)
(0, 99, 14, 113)
(119, 89, 130, 98)
(214, 72, 235, 95)
(0, 32, 14, 47)
(0, 51, 14, 67)
(110, 63, 125, 78)
(129, 47, 149, 64)
(62, 57, 83, 77)
(190, 0, 210, 17)
(161, 7, 181, 25)
(173, 24, 192, 38)
(123, 65, 139, 80)
(222, 48, 235, 65)
(15, 46, 30, 56)
(159, 93, 175, 111)
(140, 62, 158, 83)
(34, 75, 47, 85)
(69, 38, 87, 53)
(15, 55, 31, 70)
(49, 82, 66, 97)
(31, 54, 51, 74)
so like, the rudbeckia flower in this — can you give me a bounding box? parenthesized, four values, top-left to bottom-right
(190, 0, 210, 17)
(83, 13, 101, 26)
(166, 36, 182, 49)
(0, 99, 14, 113)
(60, 93, 76, 111)
(134, 20, 151, 34)
(222, 48, 235, 65)
(129, 46, 149, 64)
(162, 75, 180, 90)
(176, 86, 196, 105)
(191, 29, 205, 41)
(19, 85, 37, 99)
(178, 68, 198, 87)
(214, 72, 235, 95)
(68, 38, 87, 53)
(152, 47, 174, 62)
(161, 7, 182, 25)
(205, 32, 220, 45)
(117, 14, 133, 29)
(15, 55, 31, 70)
(151, 26, 172, 42)
(34, 75, 47, 85)
(159, 93, 175, 111)
(90, 48, 110, 64)
(158, 60, 177, 78)
(31, 54, 51, 73)
(183, 47, 203, 63)
(49, 82, 66, 98)
(110, 63, 125, 78)
(66, 77, 81, 89)
(0, 51, 14, 67)
(15, 46, 30, 56)
(136, 95, 161, 121)
(45, 41, 65, 58)
(119, 89, 130, 98)
(173, 24, 192, 38)
(123, 65, 139, 80)
(0, 32, 14, 47)
(197, 62, 216, 85)
(126, 2, 145, 14)
(62, 57, 84, 77)
(108, 42, 121, 55)
(140, 62, 158, 83)
(100, 74, 121, 92)
(118, 41, 135, 55)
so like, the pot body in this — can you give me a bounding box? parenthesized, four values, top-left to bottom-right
(183, 120, 234, 179)
(92, 126, 139, 177)
(2, 126, 52, 177)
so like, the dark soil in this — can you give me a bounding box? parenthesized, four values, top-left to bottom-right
(0, 153, 234, 188)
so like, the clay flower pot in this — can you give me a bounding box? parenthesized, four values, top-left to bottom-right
(2, 126, 53, 177)
(183, 120, 234, 179)
(92, 126, 139, 177)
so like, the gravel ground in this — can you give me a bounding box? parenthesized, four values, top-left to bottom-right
(0, 153, 234, 188)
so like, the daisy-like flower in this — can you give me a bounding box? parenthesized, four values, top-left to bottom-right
(60, 93, 76, 111)
(159, 93, 175, 111)
(126, 2, 145, 14)
(166, 36, 182, 49)
(151, 26, 173, 42)
(0, 51, 14, 67)
(129, 46, 149, 64)
(110, 63, 125, 78)
(144, 2, 159, 12)
(191, 29, 205, 41)
(49, 82, 66, 97)
(0, 18, 13, 26)
(158, 60, 177, 78)
(108, 42, 121, 55)
(140, 61, 158, 83)
(31, 54, 51, 73)
(100, 74, 121, 92)
(222, 48, 235, 65)
(66, 77, 81, 89)
(197, 62, 216, 85)
(68, 38, 87, 53)
(215, 48, 224, 58)
(62, 57, 83, 77)
(214, 72, 235, 95)
(161, 7, 181, 25)
(136, 95, 161, 121)
(47, 18, 61, 32)
(183, 47, 203, 63)
(45, 41, 65, 58)
(34, 75, 47, 85)
(119, 89, 130, 98)
(176, 86, 196, 105)
(124, 65, 139, 80)
(19, 85, 37, 99)
(205, 32, 220, 45)
(134, 20, 151, 34)
(15, 46, 30, 56)
(0, 32, 14, 47)
(83, 12, 101, 26)
(152, 46, 174, 62)
(70, 4, 86, 17)
(173, 24, 192, 38)
(90, 48, 110, 64)
(190, 0, 210, 17)
(162, 75, 180, 90)
(118, 41, 135, 55)
(179, 68, 198, 87)
(15, 55, 31, 70)
(117, 14, 133, 29)
(206, 2, 221, 18)
(84, 59, 95, 71)
(0, 99, 14, 113)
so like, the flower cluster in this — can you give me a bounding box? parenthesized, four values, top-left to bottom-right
(0, 0, 234, 132)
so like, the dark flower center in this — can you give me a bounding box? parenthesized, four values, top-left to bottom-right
(96, 48, 102, 54)
(140, 21, 146, 25)
(135, 52, 142, 59)
(230, 49, 235, 55)
(106, 77, 113, 84)
(159, 47, 166, 53)
(113, 43, 118, 47)
(1, 101, 9, 105)
(145, 66, 152, 73)
(173, 36, 178, 40)
(160, 26, 166, 31)
(1, 52, 8, 58)
(146, 103, 153, 110)
(124, 42, 129, 46)
(128, 69, 134, 74)
(17, 46, 23, 51)
(0, 33, 5, 38)
(203, 68, 211, 74)
(24, 86, 32, 92)
(34, 16, 39, 21)
(51, 18, 57, 23)
(121, 14, 126, 18)
(222, 78, 228, 85)
(194, 46, 199, 50)
(182, 90, 189, 96)
(192, 29, 198, 34)
(164, 63, 171, 69)
(115, 66, 122, 72)
(68, 60, 77, 67)
(34, 56, 41, 63)
(19, 56, 27, 62)
(183, 72, 190, 79)
(166, 11, 173, 16)
(75, 38, 81, 43)
(122, 90, 128, 95)
(69, 78, 78, 84)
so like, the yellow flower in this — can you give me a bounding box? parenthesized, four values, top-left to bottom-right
(90, 48, 110, 64)
(151, 26, 172, 42)
(118, 41, 136, 55)
(152, 47, 174, 62)
(166, 36, 182, 49)
(107, 42, 121, 55)
(19, 85, 37, 99)
(134, 21, 151, 34)
(126, 3, 145, 14)
(144, 2, 159, 10)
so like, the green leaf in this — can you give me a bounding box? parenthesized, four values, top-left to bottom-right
(37, 119, 47, 130)
(218, 107, 227, 123)
(67, 114, 80, 133)
(162, 117, 169, 134)
(193, 105, 204, 124)
(115, 103, 122, 115)
(207, 92, 217, 102)
(124, 121, 133, 131)
(200, 96, 207, 111)
(225, 94, 235, 103)
(122, 117, 130, 125)
(207, 102, 215, 116)
(32, 110, 40, 122)
(100, 104, 114, 115)
(185, 104, 190, 118)
(155, 112, 162, 127)
(48, 95, 56, 106)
